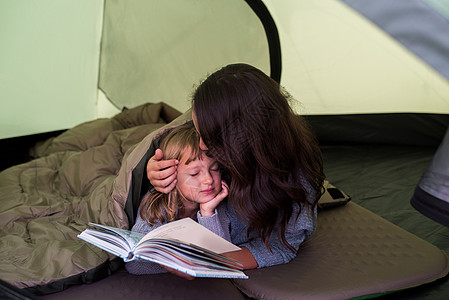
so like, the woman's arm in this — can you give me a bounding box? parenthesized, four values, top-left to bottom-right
(146, 149, 178, 193)
(160, 247, 258, 279)
(223, 247, 258, 270)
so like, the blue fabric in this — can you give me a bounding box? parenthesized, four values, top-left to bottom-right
(340, 0, 449, 81)
(419, 126, 449, 201)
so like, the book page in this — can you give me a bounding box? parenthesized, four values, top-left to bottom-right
(135, 239, 242, 270)
(88, 223, 145, 248)
(137, 218, 240, 254)
(78, 230, 130, 259)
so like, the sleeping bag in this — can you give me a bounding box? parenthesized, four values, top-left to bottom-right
(0, 102, 183, 292)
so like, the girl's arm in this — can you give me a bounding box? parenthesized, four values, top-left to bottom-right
(197, 201, 231, 241)
(125, 259, 168, 275)
(196, 183, 231, 241)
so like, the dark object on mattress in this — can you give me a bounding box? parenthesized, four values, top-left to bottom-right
(411, 127, 449, 227)
(318, 180, 351, 210)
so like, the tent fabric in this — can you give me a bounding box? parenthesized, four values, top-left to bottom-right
(262, 0, 449, 115)
(306, 113, 449, 147)
(99, 0, 272, 113)
(3, 0, 449, 298)
(99, 0, 449, 115)
(341, 0, 449, 82)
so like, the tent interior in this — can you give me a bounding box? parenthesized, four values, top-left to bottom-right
(1, 0, 449, 299)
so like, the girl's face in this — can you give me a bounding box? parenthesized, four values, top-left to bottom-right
(176, 151, 222, 205)
(192, 110, 208, 151)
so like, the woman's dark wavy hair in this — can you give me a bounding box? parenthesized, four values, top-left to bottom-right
(192, 63, 325, 252)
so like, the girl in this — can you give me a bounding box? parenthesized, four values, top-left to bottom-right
(126, 123, 230, 275)
(147, 63, 325, 272)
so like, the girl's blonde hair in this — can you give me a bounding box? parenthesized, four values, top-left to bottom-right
(139, 123, 202, 225)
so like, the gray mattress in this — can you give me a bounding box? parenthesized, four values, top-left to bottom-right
(321, 143, 449, 299)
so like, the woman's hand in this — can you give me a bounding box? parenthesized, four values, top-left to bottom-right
(146, 149, 178, 193)
(200, 181, 229, 217)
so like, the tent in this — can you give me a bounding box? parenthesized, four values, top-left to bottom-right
(1, 0, 449, 299)
(2, 0, 448, 139)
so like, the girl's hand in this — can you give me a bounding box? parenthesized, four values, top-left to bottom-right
(200, 181, 229, 217)
(146, 149, 178, 194)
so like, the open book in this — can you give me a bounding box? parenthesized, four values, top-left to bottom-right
(78, 217, 248, 279)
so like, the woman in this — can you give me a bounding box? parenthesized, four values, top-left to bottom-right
(147, 63, 325, 272)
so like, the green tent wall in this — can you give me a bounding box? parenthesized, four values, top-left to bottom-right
(1, 0, 449, 297)
(2, 0, 449, 143)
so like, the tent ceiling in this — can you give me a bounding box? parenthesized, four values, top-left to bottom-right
(99, 0, 449, 115)
(99, 0, 270, 113)
(263, 0, 449, 115)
